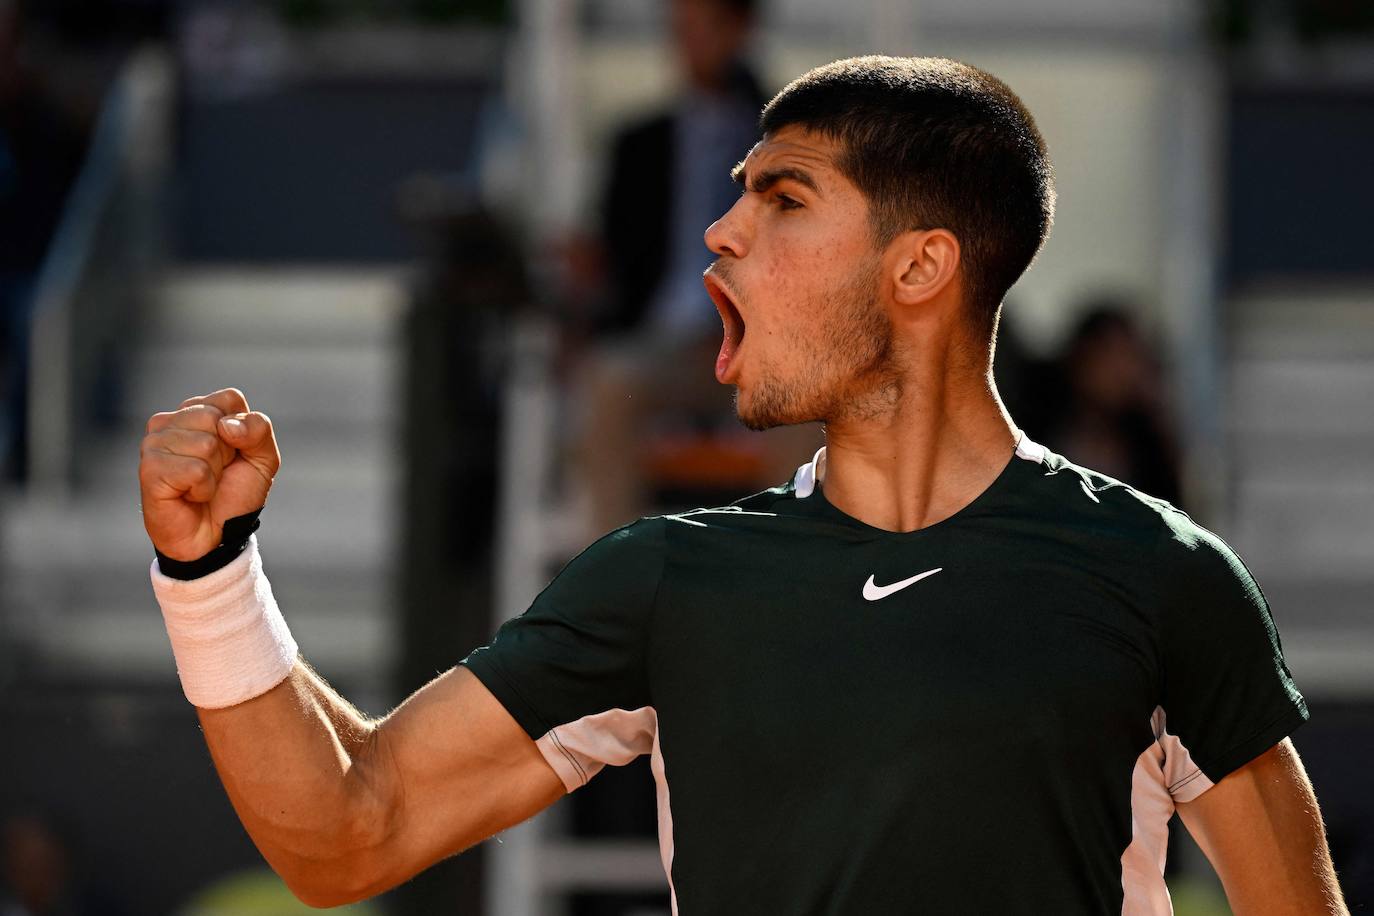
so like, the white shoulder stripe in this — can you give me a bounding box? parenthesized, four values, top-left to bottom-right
(665, 507, 779, 527)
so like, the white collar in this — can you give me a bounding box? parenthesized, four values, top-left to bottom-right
(791, 430, 1043, 500)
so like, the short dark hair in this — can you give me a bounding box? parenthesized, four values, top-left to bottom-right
(759, 56, 1056, 340)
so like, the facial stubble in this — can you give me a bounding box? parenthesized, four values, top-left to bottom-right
(734, 257, 898, 431)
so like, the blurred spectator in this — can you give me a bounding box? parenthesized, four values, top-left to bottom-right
(0, 812, 124, 916)
(0, 813, 69, 916)
(571, 0, 821, 534)
(1040, 301, 1184, 506)
(0, 1, 88, 484)
(991, 305, 1058, 444)
(596, 0, 764, 339)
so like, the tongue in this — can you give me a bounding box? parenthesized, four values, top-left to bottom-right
(715, 333, 736, 383)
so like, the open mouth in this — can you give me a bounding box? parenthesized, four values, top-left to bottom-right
(704, 273, 746, 383)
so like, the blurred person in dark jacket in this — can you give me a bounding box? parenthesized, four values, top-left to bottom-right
(1041, 302, 1183, 506)
(598, 0, 765, 338)
(574, 0, 821, 533)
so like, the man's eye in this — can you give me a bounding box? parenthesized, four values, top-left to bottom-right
(776, 194, 802, 211)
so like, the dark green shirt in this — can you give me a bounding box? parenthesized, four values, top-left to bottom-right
(461, 436, 1307, 914)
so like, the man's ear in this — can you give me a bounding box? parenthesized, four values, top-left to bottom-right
(888, 228, 961, 308)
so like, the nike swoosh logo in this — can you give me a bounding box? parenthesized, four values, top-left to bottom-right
(862, 568, 943, 601)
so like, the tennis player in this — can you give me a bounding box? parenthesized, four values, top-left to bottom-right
(140, 57, 1347, 913)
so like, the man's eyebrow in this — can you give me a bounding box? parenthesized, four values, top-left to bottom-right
(730, 163, 821, 195)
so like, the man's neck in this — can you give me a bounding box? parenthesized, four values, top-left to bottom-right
(819, 366, 1018, 534)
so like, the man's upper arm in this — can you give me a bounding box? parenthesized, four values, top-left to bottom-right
(363, 666, 566, 896)
(1155, 519, 1308, 785)
(359, 518, 666, 895)
(1150, 514, 1340, 911)
(1175, 738, 1348, 915)
(458, 518, 665, 785)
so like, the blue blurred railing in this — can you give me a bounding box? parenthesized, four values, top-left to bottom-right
(26, 48, 171, 495)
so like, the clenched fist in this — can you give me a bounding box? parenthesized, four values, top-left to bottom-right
(139, 388, 281, 562)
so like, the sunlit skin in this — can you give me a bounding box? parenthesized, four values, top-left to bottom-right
(703, 123, 1019, 534)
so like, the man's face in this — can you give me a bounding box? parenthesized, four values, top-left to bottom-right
(703, 125, 897, 431)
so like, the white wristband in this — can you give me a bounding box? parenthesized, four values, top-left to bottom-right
(149, 535, 298, 709)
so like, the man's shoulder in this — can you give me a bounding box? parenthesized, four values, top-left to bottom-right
(732, 482, 799, 513)
(557, 487, 801, 597)
(1031, 447, 1249, 581)
(1032, 448, 1184, 532)
(580, 515, 670, 560)
(577, 478, 802, 554)
(653, 486, 798, 532)
(616, 481, 812, 540)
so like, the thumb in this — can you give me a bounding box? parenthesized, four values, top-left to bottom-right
(218, 411, 281, 480)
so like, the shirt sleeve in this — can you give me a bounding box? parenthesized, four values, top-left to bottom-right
(460, 517, 665, 744)
(1156, 516, 1309, 791)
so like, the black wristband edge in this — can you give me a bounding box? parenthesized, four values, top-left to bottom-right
(155, 508, 264, 580)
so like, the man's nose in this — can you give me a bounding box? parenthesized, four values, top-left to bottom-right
(704, 199, 748, 259)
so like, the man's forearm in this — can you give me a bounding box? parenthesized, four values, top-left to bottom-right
(140, 394, 564, 907)
(1178, 740, 1349, 916)
(196, 660, 397, 907)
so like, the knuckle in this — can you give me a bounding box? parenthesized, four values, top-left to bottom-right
(139, 435, 166, 462)
(189, 430, 219, 458)
(214, 387, 250, 412)
(139, 452, 168, 483)
(174, 403, 222, 426)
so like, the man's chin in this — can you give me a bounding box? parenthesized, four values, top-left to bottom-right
(731, 389, 769, 432)
(732, 387, 812, 432)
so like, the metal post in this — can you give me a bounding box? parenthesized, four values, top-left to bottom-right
(1156, 29, 1226, 520)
